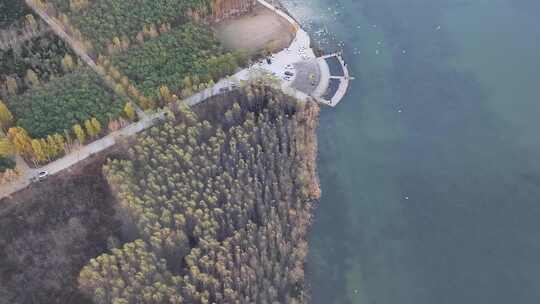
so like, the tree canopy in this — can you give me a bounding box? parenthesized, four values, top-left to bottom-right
(49, 0, 212, 53)
(5, 67, 124, 138)
(79, 84, 321, 303)
(109, 23, 242, 101)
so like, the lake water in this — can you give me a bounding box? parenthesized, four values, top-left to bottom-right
(281, 0, 540, 303)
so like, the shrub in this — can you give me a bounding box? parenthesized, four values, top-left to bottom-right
(0, 156, 15, 172)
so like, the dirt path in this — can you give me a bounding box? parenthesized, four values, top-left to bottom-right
(25, 0, 97, 69)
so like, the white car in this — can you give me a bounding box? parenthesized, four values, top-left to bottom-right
(31, 170, 49, 182)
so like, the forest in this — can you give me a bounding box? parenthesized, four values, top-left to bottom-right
(5, 67, 124, 139)
(0, 28, 76, 96)
(108, 23, 244, 101)
(48, 0, 212, 53)
(78, 83, 320, 303)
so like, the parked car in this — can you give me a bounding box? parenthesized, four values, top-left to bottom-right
(31, 170, 49, 182)
(284, 71, 294, 76)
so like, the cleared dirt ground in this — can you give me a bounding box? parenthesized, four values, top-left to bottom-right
(214, 5, 295, 54)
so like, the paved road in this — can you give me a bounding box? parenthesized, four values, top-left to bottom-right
(0, 0, 319, 199)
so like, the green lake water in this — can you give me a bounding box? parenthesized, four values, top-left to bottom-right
(281, 0, 540, 303)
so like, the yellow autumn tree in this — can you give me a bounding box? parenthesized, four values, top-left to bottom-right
(45, 135, 61, 159)
(91, 118, 101, 136)
(25, 69, 40, 87)
(53, 133, 66, 153)
(112, 36, 122, 51)
(120, 76, 130, 88)
(39, 138, 53, 160)
(0, 137, 14, 157)
(159, 85, 172, 103)
(128, 85, 140, 99)
(109, 67, 121, 80)
(25, 14, 37, 31)
(31, 139, 46, 163)
(7, 127, 32, 157)
(124, 102, 136, 121)
(61, 54, 75, 72)
(73, 124, 86, 144)
(0, 99, 14, 129)
(114, 84, 126, 96)
(84, 119, 96, 138)
(5, 76, 18, 95)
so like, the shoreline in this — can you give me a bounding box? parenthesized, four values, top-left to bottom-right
(249, 0, 350, 106)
